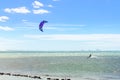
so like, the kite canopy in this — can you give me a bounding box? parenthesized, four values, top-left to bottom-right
(39, 20, 48, 32)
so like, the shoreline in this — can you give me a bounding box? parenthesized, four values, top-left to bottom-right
(0, 72, 71, 80)
(0, 72, 41, 79)
(0, 72, 120, 80)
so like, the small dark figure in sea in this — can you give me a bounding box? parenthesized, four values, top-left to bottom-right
(87, 54, 92, 59)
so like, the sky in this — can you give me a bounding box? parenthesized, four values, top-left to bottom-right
(0, 0, 120, 51)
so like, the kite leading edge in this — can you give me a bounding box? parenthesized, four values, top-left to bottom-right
(39, 20, 48, 32)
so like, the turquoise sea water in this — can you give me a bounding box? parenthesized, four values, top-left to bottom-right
(0, 51, 120, 80)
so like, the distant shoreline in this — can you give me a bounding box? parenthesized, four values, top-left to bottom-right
(0, 50, 120, 53)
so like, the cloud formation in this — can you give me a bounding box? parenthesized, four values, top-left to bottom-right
(0, 26, 14, 31)
(48, 5, 53, 8)
(0, 37, 23, 51)
(32, 1, 50, 14)
(3, 1, 51, 15)
(53, 0, 60, 1)
(33, 9, 50, 14)
(24, 34, 120, 41)
(4, 7, 31, 14)
(0, 16, 9, 22)
(32, 1, 44, 8)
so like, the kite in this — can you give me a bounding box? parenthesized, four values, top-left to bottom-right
(39, 20, 48, 32)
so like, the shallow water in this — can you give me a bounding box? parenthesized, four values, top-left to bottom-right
(0, 51, 120, 80)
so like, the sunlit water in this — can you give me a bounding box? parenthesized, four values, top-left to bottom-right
(0, 51, 120, 80)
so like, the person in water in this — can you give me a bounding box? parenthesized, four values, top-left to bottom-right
(87, 54, 92, 58)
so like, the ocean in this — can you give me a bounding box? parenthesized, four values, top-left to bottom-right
(0, 51, 120, 80)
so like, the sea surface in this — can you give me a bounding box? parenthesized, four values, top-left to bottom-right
(0, 51, 120, 80)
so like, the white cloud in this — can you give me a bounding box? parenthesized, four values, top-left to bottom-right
(4, 7, 30, 14)
(24, 34, 120, 50)
(0, 16, 9, 22)
(48, 5, 53, 8)
(0, 26, 14, 31)
(24, 34, 120, 41)
(22, 19, 28, 23)
(44, 24, 86, 31)
(48, 24, 86, 27)
(53, 0, 59, 1)
(33, 9, 50, 14)
(32, 1, 44, 8)
(1, 34, 120, 51)
(0, 37, 23, 51)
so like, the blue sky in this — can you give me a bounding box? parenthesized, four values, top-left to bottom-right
(0, 0, 120, 51)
